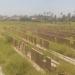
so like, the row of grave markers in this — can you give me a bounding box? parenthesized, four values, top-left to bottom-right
(37, 33, 75, 49)
(11, 37, 51, 71)
(23, 33, 75, 49)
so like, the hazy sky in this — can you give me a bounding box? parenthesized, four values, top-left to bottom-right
(0, 0, 75, 16)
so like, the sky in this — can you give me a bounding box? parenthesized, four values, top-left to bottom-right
(0, 0, 75, 16)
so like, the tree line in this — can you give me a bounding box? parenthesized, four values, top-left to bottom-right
(0, 12, 75, 22)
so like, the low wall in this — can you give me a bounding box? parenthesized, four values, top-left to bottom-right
(12, 38, 51, 71)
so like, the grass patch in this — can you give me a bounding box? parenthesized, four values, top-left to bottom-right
(0, 38, 46, 75)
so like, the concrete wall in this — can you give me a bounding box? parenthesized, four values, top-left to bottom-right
(21, 33, 75, 50)
(31, 48, 51, 71)
(12, 38, 51, 71)
(71, 41, 75, 48)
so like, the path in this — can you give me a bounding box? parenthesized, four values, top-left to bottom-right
(37, 45, 75, 65)
(0, 67, 4, 75)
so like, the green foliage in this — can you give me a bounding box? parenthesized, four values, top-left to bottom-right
(56, 62, 75, 75)
(0, 38, 45, 75)
(49, 41, 75, 58)
(1, 21, 75, 75)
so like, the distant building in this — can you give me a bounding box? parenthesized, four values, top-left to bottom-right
(9, 15, 21, 20)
